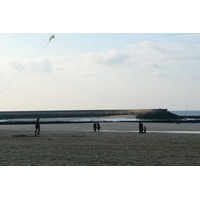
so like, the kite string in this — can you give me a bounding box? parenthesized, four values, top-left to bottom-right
(0, 41, 50, 95)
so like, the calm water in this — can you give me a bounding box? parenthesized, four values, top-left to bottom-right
(170, 110, 200, 116)
(0, 117, 139, 123)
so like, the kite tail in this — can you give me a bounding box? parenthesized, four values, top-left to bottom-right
(0, 42, 50, 95)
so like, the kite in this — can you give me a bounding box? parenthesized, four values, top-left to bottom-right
(0, 34, 55, 95)
(49, 35, 55, 42)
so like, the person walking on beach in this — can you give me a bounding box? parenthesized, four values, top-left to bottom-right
(93, 122, 97, 132)
(35, 118, 40, 136)
(97, 122, 101, 132)
(139, 121, 143, 133)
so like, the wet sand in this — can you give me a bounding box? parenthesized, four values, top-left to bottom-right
(0, 122, 200, 166)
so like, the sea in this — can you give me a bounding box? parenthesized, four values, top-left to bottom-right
(170, 110, 200, 116)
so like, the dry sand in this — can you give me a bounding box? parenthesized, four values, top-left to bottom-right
(0, 122, 200, 166)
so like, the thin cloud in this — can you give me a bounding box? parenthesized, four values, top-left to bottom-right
(182, 72, 200, 79)
(86, 49, 129, 66)
(148, 71, 166, 79)
(140, 61, 161, 68)
(110, 74, 126, 81)
(140, 41, 166, 52)
(82, 73, 98, 80)
(28, 59, 53, 74)
(8, 60, 24, 70)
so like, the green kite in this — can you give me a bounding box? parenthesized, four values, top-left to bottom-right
(49, 34, 55, 42)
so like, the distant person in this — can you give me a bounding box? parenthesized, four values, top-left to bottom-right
(97, 122, 101, 132)
(143, 126, 147, 133)
(139, 122, 141, 133)
(139, 122, 143, 133)
(93, 122, 97, 132)
(35, 118, 40, 136)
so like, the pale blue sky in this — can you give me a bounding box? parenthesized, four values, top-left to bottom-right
(0, 33, 200, 111)
(2, 33, 199, 57)
(0, 0, 200, 111)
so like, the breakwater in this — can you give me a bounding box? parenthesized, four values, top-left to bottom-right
(0, 109, 167, 119)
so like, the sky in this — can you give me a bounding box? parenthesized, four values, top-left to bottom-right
(0, 33, 200, 111)
(0, 0, 200, 111)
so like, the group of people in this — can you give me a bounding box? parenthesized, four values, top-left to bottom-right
(139, 121, 146, 133)
(93, 122, 101, 132)
(35, 118, 147, 135)
(35, 118, 102, 135)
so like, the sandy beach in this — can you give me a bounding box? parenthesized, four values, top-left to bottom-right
(0, 122, 200, 166)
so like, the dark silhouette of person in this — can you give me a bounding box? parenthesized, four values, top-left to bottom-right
(97, 122, 101, 132)
(35, 118, 40, 136)
(143, 126, 147, 133)
(139, 121, 143, 133)
(93, 122, 97, 132)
